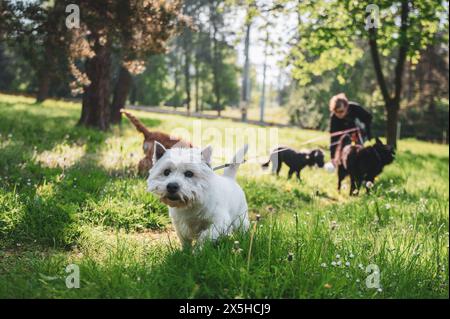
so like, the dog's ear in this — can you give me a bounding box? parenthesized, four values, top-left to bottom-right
(153, 141, 167, 164)
(375, 137, 383, 145)
(201, 145, 213, 164)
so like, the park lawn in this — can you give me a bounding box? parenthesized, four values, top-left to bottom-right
(0, 93, 448, 298)
(157, 104, 292, 124)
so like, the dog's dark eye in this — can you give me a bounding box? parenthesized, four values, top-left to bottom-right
(184, 171, 194, 178)
(163, 169, 171, 176)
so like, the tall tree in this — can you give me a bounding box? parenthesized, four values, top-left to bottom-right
(209, 0, 224, 116)
(1, 0, 70, 103)
(290, 0, 447, 147)
(70, 0, 187, 129)
(240, 0, 259, 121)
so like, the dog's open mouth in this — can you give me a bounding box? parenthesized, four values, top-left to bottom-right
(161, 194, 187, 207)
(166, 194, 181, 201)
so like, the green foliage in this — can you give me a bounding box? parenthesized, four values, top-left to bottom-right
(285, 84, 327, 129)
(204, 53, 241, 109)
(133, 55, 171, 106)
(284, 51, 383, 130)
(292, 0, 448, 84)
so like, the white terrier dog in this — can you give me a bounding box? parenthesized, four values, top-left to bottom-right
(147, 142, 250, 248)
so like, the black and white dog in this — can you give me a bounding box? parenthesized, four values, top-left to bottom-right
(262, 147, 325, 180)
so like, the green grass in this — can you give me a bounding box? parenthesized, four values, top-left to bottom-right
(0, 93, 448, 298)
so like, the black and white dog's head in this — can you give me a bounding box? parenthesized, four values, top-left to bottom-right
(306, 149, 325, 168)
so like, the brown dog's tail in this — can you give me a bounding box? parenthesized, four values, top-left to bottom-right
(120, 109, 152, 139)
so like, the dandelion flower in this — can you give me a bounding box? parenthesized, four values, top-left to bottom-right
(232, 241, 243, 254)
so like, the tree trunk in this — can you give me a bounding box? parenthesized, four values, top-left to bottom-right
(110, 66, 132, 125)
(241, 22, 251, 121)
(173, 45, 181, 110)
(36, 69, 50, 103)
(36, 40, 54, 103)
(212, 28, 221, 117)
(386, 105, 399, 148)
(368, 0, 409, 149)
(194, 56, 200, 113)
(183, 33, 192, 115)
(210, 2, 221, 117)
(184, 52, 191, 114)
(259, 31, 269, 123)
(129, 79, 137, 105)
(213, 39, 221, 117)
(78, 43, 112, 131)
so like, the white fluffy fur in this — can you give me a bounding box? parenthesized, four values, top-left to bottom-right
(147, 143, 249, 248)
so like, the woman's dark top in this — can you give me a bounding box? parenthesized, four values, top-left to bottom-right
(329, 102, 373, 158)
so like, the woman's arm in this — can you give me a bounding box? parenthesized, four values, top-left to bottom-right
(352, 104, 373, 140)
(329, 116, 340, 159)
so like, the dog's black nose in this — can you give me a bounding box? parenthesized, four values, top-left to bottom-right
(166, 182, 179, 194)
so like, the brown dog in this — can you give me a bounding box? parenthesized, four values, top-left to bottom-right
(120, 109, 192, 175)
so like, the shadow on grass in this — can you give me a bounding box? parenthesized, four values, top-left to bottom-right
(0, 100, 163, 249)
